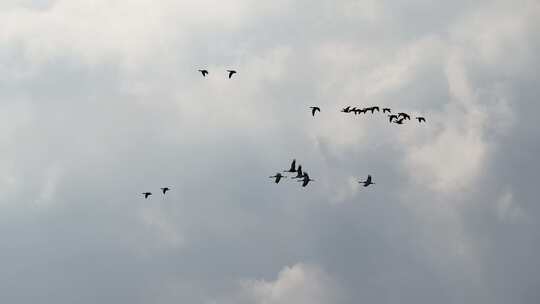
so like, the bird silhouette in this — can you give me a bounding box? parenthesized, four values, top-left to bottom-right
(359, 175, 375, 187)
(227, 70, 237, 79)
(383, 108, 391, 113)
(198, 69, 208, 77)
(416, 117, 426, 123)
(269, 173, 286, 183)
(367, 107, 380, 114)
(310, 107, 321, 117)
(353, 108, 366, 115)
(394, 117, 405, 124)
(142, 192, 152, 199)
(398, 112, 411, 120)
(341, 106, 351, 113)
(388, 114, 398, 122)
(160, 187, 170, 195)
(298, 172, 314, 187)
(284, 159, 296, 173)
(292, 165, 304, 179)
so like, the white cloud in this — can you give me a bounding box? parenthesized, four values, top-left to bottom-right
(0, 0, 290, 69)
(230, 263, 343, 304)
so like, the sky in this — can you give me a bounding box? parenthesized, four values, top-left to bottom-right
(0, 0, 539, 303)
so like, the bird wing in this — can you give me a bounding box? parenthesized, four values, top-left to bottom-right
(312, 108, 316, 116)
(290, 159, 296, 171)
(367, 175, 372, 183)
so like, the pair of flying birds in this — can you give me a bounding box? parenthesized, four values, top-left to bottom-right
(142, 187, 171, 199)
(198, 69, 237, 79)
(269, 159, 314, 187)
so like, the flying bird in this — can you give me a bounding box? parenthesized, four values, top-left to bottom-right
(298, 172, 314, 187)
(160, 187, 171, 195)
(398, 112, 411, 120)
(227, 70, 237, 79)
(383, 108, 391, 113)
(142, 192, 152, 199)
(292, 165, 304, 179)
(353, 108, 366, 115)
(284, 159, 297, 173)
(359, 175, 375, 187)
(388, 114, 398, 122)
(341, 106, 351, 113)
(198, 69, 208, 77)
(269, 173, 286, 184)
(310, 107, 321, 117)
(416, 117, 426, 123)
(365, 107, 380, 114)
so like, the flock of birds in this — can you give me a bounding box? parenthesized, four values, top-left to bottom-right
(269, 159, 314, 187)
(339, 105, 426, 125)
(142, 69, 427, 197)
(270, 159, 375, 188)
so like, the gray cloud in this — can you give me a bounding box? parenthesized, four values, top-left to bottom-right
(0, 0, 539, 303)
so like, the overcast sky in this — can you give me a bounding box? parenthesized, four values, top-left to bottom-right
(0, 0, 539, 303)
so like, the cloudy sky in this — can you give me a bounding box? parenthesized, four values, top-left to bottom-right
(0, 0, 539, 303)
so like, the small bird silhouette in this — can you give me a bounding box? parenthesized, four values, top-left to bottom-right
(365, 107, 375, 114)
(341, 106, 351, 113)
(298, 172, 314, 187)
(372, 106, 380, 112)
(394, 117, 405, 124)
(353, 108, 366, 115)
(310, 107, 321, 117)
(388, 114, 398, 122)
(398, 112, 411, 120)
(198, 69, 208, 77)
(160, 187, 170, 195)
(227, 70, 237, 79)
(416, 117, 426, 123)
(284, 159, 297, 173)
(269, 173, 286, 183)
(142, 192, 152, 199)
(292, 165, 304, 179)
(359, 175, 375, 187)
